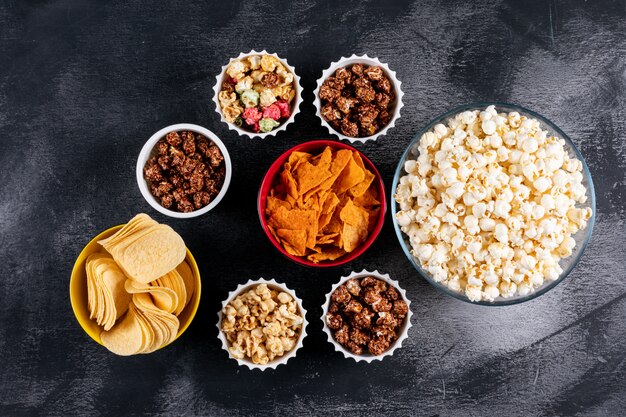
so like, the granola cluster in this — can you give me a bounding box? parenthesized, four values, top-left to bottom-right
(143, 131, 225, 213)
(326, 276, 409, 356)
(319, 64, 394, 138)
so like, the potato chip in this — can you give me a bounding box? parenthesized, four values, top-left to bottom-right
(109, 224, 186, 284)
(91, 214, 192, 355)
(175, 260, 195, 307)
(132, 293, 179, 353)
(86, 253, 131, 331)
(266, 147, 380, 263)
(101, 303, 145, 356)
(154, 269, 187, 316)
(124, 279, 178, 314)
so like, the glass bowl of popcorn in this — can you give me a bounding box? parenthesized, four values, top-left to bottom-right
(213, 50, 302, 139)
(216, 278, 308, 370)
(392, 103, 596, 305)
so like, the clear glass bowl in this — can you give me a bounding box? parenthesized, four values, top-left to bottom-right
(391, 102, 596, 305)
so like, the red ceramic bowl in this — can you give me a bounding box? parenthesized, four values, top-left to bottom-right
(258, 140, 387, 268)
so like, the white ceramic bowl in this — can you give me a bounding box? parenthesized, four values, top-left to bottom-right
(212, 50, 303, 139)
(136, 123, 232, 219)
(321, 269, 413, 363)
(313, 54, 404, 143)
(216, 278, 308, 371)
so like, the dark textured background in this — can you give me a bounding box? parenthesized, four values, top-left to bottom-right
(1, 0, 625, 416)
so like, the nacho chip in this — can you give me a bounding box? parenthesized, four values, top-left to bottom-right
(307, 247, 346, 263)
(266, 148, 380, 263)
(266, 195, 292, 215)
(353, 185, 380, 207)
(294, 147, 333, 194)
(340, 199, 370, 252)
(276, 229, 307, 256)
(316, 233, 339, 245)
(349, 168, 375, 198)
(318, 192, 340, 230)
(333, 155, 365, 195)
(268, 206, 318, 249)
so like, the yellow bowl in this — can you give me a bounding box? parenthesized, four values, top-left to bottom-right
(69, 224, 202, 348)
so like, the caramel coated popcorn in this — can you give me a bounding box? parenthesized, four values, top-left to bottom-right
(221, 284, 303, 365)
(144, 131, 225, 213)
(319, 64, 395, 138)
(326, 277, 408, 356)
(219, 54, 295, 133)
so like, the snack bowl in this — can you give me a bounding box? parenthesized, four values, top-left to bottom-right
(136, 123, 232, 218)
(313, 54, 404, 143)
(69, 224, 202, 347)
(391, 102, 596, 305)
(258, 139, 387, 268)
(321, 270, 413, 363)
(216, 278, 308, 371)
(213, 50, 303, 139)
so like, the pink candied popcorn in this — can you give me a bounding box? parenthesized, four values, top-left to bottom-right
(252, 122, 261, 132)
(243, 107, 262, 125)
(275, 100, 291, 118)
(262, 104, 281, 121)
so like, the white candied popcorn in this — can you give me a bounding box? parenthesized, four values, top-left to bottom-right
(394, 106, 592, 302)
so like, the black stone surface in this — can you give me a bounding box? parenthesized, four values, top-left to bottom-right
(1, 1, 625, 416)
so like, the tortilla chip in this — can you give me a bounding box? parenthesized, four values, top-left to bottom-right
(307, 247, 346, 263)
(316, 233, 339, 245)
(294, 147, 333, 194)
(266, 196, 292, 215)
(276, 229, 307, 256)
(353, 185, 380, 207)
(340, 199, 370, 252)
(367, 207, 381, 233)
(349, 169, 376, 198)
(266, 147, 379, 263)
(268, 206, 318, 249)
(318, 192, 340, 230)
(333, 155, 365, 195)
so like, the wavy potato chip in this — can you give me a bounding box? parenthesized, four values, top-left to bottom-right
(86, 253, 131, 331)
(124, 279, 179, 314)
(175, 261, 195, 307)
(266, 147, 380, 263)
(101, 303, 145, 356)
(92, 213, 191, 356)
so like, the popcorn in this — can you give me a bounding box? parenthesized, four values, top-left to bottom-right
(259, 118, 280, 133)
(240, 89, 260, 108)
(394, 107, 591, 302)
(218, 54, 297, 134)
(221, 284, 303, 364)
